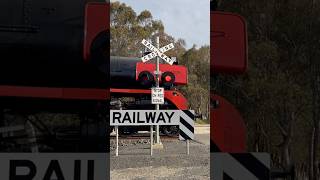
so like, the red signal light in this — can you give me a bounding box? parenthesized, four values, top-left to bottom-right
(161, 72, 175, 89)
(135, 62, 187, 86)
(138, 71, 155, 87)
(165, 75, 172, 82)
(142, 76, 149, 81)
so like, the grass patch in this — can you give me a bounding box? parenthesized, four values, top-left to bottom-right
(195, 119, 209, 124)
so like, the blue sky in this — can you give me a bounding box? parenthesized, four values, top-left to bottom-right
(112, 0, 210, 49)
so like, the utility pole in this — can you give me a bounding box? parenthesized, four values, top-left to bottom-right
(155, 36, 162, 146)
(141, 36, 175, 149)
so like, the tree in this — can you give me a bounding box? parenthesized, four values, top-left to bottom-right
(110, 2, 210, 121)
(215, 0, 320, 178)
(180, 46, 210, 119)
(110, 2, 164, 56)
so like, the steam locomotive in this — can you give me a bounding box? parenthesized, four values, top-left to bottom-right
(110, 56, 189, 135)
(0, 0, 190, 151)
(111, 56, 187, 89)
(0, 0, 109, 88)
(0, 0, 109, 152)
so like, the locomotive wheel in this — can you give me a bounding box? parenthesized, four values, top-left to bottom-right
(0, 111, 39, 152)
(80, 113, 107, 152)
(162, 125, 179, 137)
(119, 127, 137, 136)
(90, 30, 109, 75)
(108, 126, 114, 135)
(119, 127, 132, 135)
(0, 108, 6, 150)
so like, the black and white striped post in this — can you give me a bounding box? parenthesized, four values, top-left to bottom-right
(179, 110, 195, 155)
(212, 153, 270, 179)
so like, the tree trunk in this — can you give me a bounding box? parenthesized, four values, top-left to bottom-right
(313, 121, 320, 180)
(282, 142, 291, 168)
(309, 128, 315, 180)
(311, 65, 320, 180)
(281, 112, 295, 171)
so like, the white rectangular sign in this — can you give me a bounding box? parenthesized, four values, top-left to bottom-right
(151, 87, 164, 104)
(0, 153, 108, 180)
(110, 110, 181, 126)
(111, 110, 195, 140)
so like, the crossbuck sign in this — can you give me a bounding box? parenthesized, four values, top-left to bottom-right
(141, 39, 175, 65)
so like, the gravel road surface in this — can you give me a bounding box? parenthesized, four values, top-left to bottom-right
(110, 125, 210, 180)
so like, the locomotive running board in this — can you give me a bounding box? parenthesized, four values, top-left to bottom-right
(0, 86, 188, 109)
(0, 85, 109, 100)
(111, 88, 189, 110)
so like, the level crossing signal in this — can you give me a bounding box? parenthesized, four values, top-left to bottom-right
(141, 39, 175, 65)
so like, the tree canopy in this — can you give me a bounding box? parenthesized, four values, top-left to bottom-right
(110, 2, 210, 120)
(214, 0, 320, 178)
